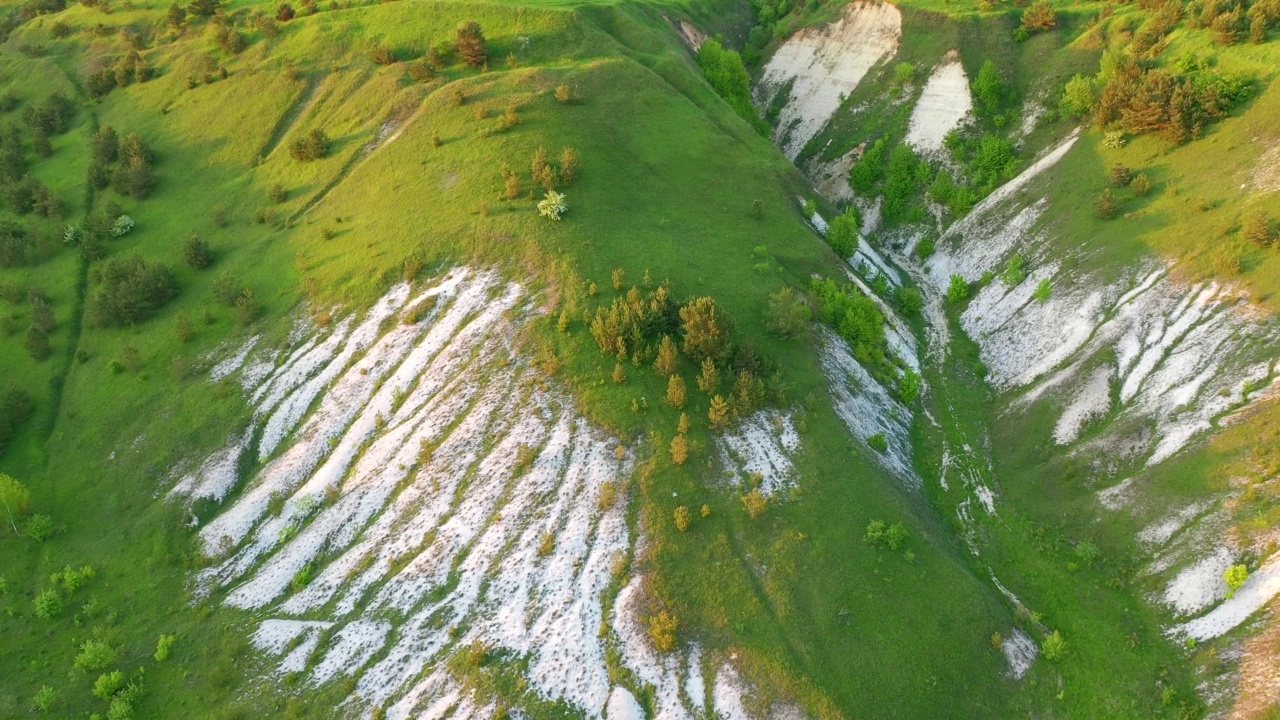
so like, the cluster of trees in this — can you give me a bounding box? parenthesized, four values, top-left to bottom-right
(740, 0, 806, 66)
(697, 38, 768, 134)
(1186, 0, 1280, 44)
(289, 128, 330, 161)
(86, 50, 155, 99)
(90, 254, 179, 327)
(1090, 61, 1250, 144)
(86, 126, 155, 203)
(587, 280, 781, 427)
(809, 277, 895, 380)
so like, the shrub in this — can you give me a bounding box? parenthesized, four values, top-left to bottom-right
(25, 327, 51, 361)
(1225, 564, 1249, 597)
(612, 362, 626, 385)
(24, 513, 53, 541)
(916, 236, 936, 260)
(184, 233, 213, 268)
(455, 21, 488, 67)
(537, 190, 566, 220)
(1108, 163, 1132, 187)
(288, 128, 330, 161)
(764, 286, 810, 339)
(971, 60, 1006, 119)
(864, 519, 886, 544)
(33, 588, 62, 618)
(884, 522, 909, 550)
(559, 147, 579, 185)
(895, 286, 923, 314)
(946, 275, 969, 303)
(697, 357, 720, 393)
(740, 488, 767, 518)
(277, 2, 294, 20)
(892, 62, 915, 86)
(646, 611, 678, 652)
(91, 255, 179, 327)
(1243, 211, 1275, 247)
(94, 670, 127, 700)
(1095, 188, 1117, 219)
(897, 369, 922, 403)
(1130, 172, 1151, 197)
(1033, 278, 1052, 302)
(1021, 0, 1057, 30)
(554, 84, 572, 103)
(1042, 630, 1066, 660)
(826, 206, 861, 257)
(152, 630, 175, 661)
(850, 138, 886, 194)
(1002, 254, 1026, 286)
(31, 685, 55, 713)
(867, 433, 888, 452)
(673, 506, 691, 531)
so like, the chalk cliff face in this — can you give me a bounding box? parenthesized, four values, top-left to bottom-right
(755, 1, 903, 160)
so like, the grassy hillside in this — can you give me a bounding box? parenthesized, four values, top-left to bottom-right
(0, 1, 1027, 718)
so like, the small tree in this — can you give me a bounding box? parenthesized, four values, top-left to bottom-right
(277, 3, 295, 20)
(612, 362, 626, 385)
(289, 129, 330, 161)
(708, 394, 730, 429)
(560, 147, 579, 185)
(826, 207, 861, 258)
(740, 488, 767, 518)
(166, 3, 187, 28)
(184, 233, 213, 269)
(673, 506, 691, 531)
(679, 297, 732, 364)
(1042, 630, 1066, 661)
(455, 21, 488, 67)
(665, 374, 687, 408)
(764, 286, 810, 339)
(1243, 211, 1274, 247)
(697, 357, 720, 394)
(670, 433, 689, 465)
(700, 504, 711, 518)
(0, 472, 31, 534)
(25, 327, 51, 361)
(1021, 0, 1057, 30)
(1059, 74, 1095, 118)
(1130, 172, 1151, 197)
(677, 412, 690, 435)
(1033, 278, 1052, 302)
(554, 84, 572, 103)
(174, 312, 193, 343)
(654, 335, 678, 376)
(1095, 187, 1117, 219)
(946, 275, 969, 303)
(1108, 163, 1132, 187)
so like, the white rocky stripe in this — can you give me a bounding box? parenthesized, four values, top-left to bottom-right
(818, 327, 919, 486)
(718, 411, 801, 496)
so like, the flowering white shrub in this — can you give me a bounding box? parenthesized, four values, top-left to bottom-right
(110, 215, 135, 237)
(63, 224, 82, 246)
(1102, 131, 1126, 149)
(538, 190, 566, 221)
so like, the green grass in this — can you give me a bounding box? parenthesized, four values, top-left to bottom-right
(3, 0, 1280, 717)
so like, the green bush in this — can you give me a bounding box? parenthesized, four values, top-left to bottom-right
(850, 138, 886, 194)
(867, 433, 888, 452)
(33, 589, 62, 619)
(93, 670, 126, 700)
(895, 286, 923, 314)
(826, 207, 861, 258)
(1033, 278, 1052, 302)
(697, 38, 767, 133)
(1042, 630, 1066, 660)
(74, 639, 117, 672)
(946, 275, 970, 303)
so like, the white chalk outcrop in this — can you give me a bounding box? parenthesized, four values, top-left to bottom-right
(174, 268, 774, 718)
(904, 55, 972, 157)
(756, 1, 901, 159)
